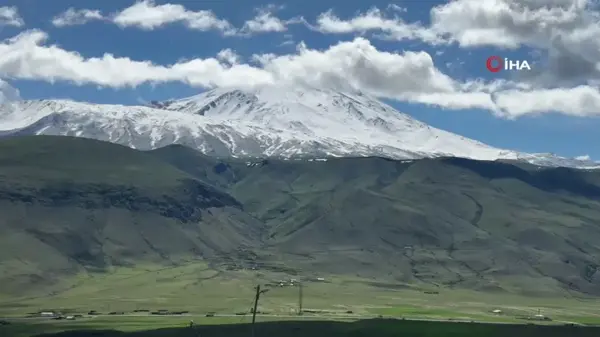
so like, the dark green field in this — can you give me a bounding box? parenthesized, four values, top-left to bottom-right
(3, 318, 600, 337)
(1, 135, 600, 336)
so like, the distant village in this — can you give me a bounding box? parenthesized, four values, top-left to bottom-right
(265, 277, 326, 288)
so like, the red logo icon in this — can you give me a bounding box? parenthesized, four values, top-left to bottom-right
(486, 56, 503, 72)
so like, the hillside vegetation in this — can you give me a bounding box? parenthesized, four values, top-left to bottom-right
(0, 136, 263, 296)
(1, 136, 600, 297)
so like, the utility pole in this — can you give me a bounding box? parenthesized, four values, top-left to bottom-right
(298, 282, 303, 315)
(251, 285, 268, 337)
(251, 285, 260, 337)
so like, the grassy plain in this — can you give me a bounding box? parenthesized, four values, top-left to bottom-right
(4, 317, 600, 337)
(3, 262, 600, 336)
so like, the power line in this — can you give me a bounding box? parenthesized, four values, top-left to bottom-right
(236, 290, 259, 325)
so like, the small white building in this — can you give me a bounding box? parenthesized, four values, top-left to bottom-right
(40, 312, 55, 317)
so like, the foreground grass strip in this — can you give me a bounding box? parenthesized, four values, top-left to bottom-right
(2, 317, 600, 337)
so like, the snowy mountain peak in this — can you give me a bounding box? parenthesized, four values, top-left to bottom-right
(153, 85, 403, 122)
(148, 85, 512, 159)
(0, 85, 598, 169)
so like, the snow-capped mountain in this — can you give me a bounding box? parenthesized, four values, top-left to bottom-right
(0, 85, 598, 169)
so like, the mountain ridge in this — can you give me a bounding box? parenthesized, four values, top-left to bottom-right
(2, 135, 600, 296)
(0, 85, 598, 169)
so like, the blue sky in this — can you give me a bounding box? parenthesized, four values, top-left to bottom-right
(0, 0, 599, 160)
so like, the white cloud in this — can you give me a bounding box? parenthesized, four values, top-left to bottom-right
(407, 92, 498, 111)
(0, 79, 21, 104)
(576, 154, 592, 161)
(0, 6, 24, 27)
(250, 53, 278, 65)
(311, 0, 600, 54)
(429, 0, 600, 85)
(0, 30, 454, 95)
(2, 29, 599, 118)
(0, 30, 268, 88)
(52, 8, 104, 27)
(251, 39, 457, 96)
(216, 48, 240, 65)
(112, 0, 235, 35)
(387, 4, 407, 12)
(239, 5, 306, 36)
(310, 1, 600, 92)
(429, 0, 598, 48)
(50, 2, 302, 36)
(311, 1, 600, 52)
(47, 2, 300, 36)
(405, 84, 600, 119)
(493, 85, 600, 118)
(279, 39, 295, 47)
(241, 8, 287, 34)
(312, 8, 441, 44)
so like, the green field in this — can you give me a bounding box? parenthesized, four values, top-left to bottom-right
(3, 315, 600, 337)
(1, 262, 599, 320)
(3, 262, 600, 337)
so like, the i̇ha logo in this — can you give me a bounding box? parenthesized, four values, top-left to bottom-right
(486, 56, 531, 72)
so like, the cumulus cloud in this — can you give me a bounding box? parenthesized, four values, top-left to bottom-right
(0, 30, 267, 88)
(429, 0, 597, 48)
(237, 5, 305, 36)
(0, 79, 21, 104)
(309, 1, 600, 94)
(4, 29, 599, 118)
(412, 77, 600, 118)
(216, 48, 241, 65)
(310, 0, 599, 48)
(240, 6, 288, 34)
(0, 1, 596, 121)
(387, 4, 407, 13)
(407, 92, 498, 111)
(112, 0, 236, 35)
(48, 2, 301, 36)
(576, 154, 592, 161)
(404, 85, 600, 119)
(493, 85, 600, 118)
(44, 2, 304, 37)
(312, 8, 441, 44)
(0, 6, 24, 27)
(52, 8, 104, 27)
(0, 29, 455, 96)
(263, 39, 456, 96)
(429, 0, 600, 86)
